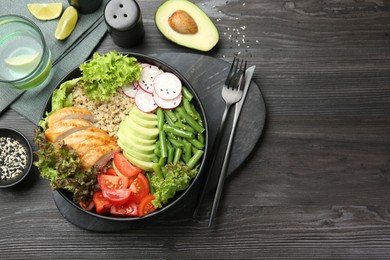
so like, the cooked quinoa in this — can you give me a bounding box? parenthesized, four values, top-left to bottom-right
(72, 85, 134, 138)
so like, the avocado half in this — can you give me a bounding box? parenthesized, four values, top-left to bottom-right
(155, 0, 219, 52)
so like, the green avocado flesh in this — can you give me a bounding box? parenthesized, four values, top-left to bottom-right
(117, 107, 158, 171)
(155, 0, 219, 52)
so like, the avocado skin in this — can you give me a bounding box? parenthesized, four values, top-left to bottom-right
(155, 0, 219, 52)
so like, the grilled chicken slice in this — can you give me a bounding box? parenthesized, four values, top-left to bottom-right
(80, 142, 120, 169)
(48, 107, 94, 128)
(61, 126, 119, 169)
(61, 127, 110, 148)
(45, 118, 93, 143)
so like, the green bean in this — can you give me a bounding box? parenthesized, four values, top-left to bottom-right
(158, 156, 167, 167)
(191, 145, 199, 154)
(191, 103, 202, 120)
(197, 132, 205, 144)
(188, 138, 205, 150)
(183, 98, 198, 119)
(173, 148, 182, 164)
(152, 155, 160, 163)
(163, 124, 194, 139)
(153, 163, 164, 179)
(174, 121, 195, 133)
(154, 141, 161, 157)
(164, 111, 175, 126)
(165, 110, 178, 123)
(183, 140, 192, 163)
(168, 147, 175, 163)
(176, 107, 205, 133)
(146, 173, 155, 194)
(168, 137, 183, 148)
(187, 150, 204, 170)
(159, 130, 168, 158)
(182, 86, 193, 101)
(157, 108, 164, 130)
(166, 138, 173, 150)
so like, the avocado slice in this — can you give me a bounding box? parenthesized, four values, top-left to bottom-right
(155, 0, 219, 52)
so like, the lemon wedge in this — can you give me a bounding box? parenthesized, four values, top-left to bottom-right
(4, 52, 41, 75)
(55, 6, 78, 40)
(27, 3, 63, 21)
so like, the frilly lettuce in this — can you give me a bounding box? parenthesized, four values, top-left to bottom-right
(151, 162, 198, 208)
(79, 51, 142, 101)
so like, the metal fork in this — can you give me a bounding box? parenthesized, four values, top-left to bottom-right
(193, 58, 246, 217)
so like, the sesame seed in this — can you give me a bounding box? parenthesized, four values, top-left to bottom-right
(0, 137, 27, 180)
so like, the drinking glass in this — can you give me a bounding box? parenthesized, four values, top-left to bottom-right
(0, 15, 52, 90)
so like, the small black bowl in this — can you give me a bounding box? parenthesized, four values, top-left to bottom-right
(0, 128, 33, 188)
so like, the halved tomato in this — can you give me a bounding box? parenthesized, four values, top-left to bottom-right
(139, 194, 157, 217)
(102, 189, 131, 205)
(98, 174, 130, 190)
(113, 152, 143, 177)
(105, 167, 118, 176)
(110, 200, 139, 217)
(129, 173, 150, 204)
(93, 191, 112, 214)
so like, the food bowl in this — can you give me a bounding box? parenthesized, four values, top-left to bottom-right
(38, 52, 209, 231)
(0, 127, 33, 188)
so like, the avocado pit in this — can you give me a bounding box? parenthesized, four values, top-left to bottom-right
(168, 10, 198, 34)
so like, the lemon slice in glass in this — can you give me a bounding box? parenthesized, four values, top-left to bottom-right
(27, 3, 63, 21)
(4, 52, 41, 76)
(55, 6, 78, 40)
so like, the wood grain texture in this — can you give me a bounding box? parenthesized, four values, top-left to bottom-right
(1, 0, 390, 258)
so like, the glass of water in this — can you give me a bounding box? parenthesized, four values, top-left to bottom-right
(0, 15, 52, 90)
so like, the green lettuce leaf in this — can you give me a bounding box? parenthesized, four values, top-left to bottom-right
(79, 51, 142, 101)
(151, 162, 198, 208)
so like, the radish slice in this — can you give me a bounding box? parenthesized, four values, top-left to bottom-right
(122, 82, 138, 98)
(138, 65, 163, 94)
(153, 72, 182, 100)
(154, 91, 182, 110)
(134, 88, 158, 113)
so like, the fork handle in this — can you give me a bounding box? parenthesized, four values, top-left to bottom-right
(193, 104, 231, 216)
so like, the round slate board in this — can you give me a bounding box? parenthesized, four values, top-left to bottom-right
(52, 53, 266, 231)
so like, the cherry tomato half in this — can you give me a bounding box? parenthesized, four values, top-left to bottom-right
(102, 189, 131, 205)
(113, 152, 143, 177)
(110, 200, 139, 217)
(98, 174, 130, 190)
(93, 191, 112, 214)
(139, 194, 157, 217)
(129, 173, 150, 204)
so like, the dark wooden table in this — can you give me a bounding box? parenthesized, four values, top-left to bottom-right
(1, 0, 390, 258)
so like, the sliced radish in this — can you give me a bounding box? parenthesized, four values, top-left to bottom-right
(154, 91, 182, 110)
(122, 82, 138, 98)
(134, 88, 158, 113)
(141, 63, 151, 67)
(138, 65, 163, 94)
(153, 72, 182, 100)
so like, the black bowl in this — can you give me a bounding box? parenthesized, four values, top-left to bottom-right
(39, 52, 209, 231)
(0, 127, 33, 188)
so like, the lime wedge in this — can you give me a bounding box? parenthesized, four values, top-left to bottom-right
(4, 52, 41, 75)
(27, 3, 63, 21)
(55, 6, 78, 40)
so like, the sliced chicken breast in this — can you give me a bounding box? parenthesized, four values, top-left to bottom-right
(48, 107, 94, 128)
(45, 118, 93, 143)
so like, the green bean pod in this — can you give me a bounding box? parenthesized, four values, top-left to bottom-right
(163, 124, 194, 139)
(187, 150, 204, 169)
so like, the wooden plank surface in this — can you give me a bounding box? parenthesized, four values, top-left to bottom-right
(1, 0, 390, 258)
